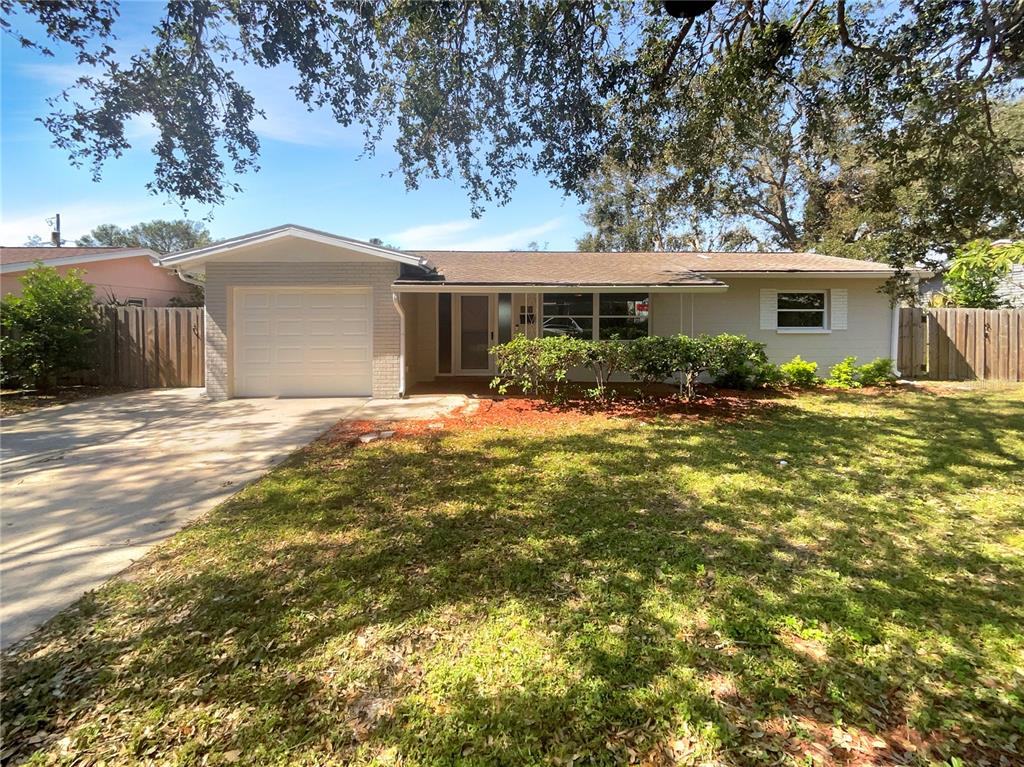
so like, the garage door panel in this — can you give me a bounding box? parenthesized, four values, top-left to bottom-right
(275, 319, 305, 337)
(240, 346, 272, 365)
(234, 288, 373, 397)
(242, 291, 271, 309)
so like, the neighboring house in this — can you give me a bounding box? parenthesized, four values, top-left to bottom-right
(998, 264, 1024, 307)
(0, 246, 192, 307)
(162, 224, 903, 399)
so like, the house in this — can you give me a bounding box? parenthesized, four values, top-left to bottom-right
(161, 224, 901, 399)
(0, 246, 193, 307)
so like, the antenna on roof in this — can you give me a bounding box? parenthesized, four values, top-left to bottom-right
(46, 214, 62, 247)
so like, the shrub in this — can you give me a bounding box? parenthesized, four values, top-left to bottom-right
(490, 335, 586, 400)
(753, 361, 786, 388)
(709, 334, 769, 389)
(578, 339, 628, 401)
(779, 355, 819, 387)
(857, 357, 897, 387)
(0, 264, 97, 390)
(624, 335, 679, 388)
(825, 356, 862, 388)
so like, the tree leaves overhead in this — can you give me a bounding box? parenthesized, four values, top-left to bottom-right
(3, 0, 1023, 252)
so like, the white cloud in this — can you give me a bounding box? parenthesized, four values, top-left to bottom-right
(18, 62, 84, 88)
(0, 200, 175, 246)
(236, 64, 366, 148)
(388, 217, 565, 250)
(386, 220, 476, 247)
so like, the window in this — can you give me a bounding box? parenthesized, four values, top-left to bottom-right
(777, 291, 826, 329)
(541, 293, 650, 340)
(126, 298, 146, 307)
(599, 293, 649, 340)
(542, 293, 593, 339)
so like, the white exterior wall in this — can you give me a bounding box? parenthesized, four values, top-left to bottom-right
(651, 277, 894, 370)
(205, 261, 401, 399)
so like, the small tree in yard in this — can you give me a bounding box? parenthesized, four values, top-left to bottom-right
(1, 264, 97, 390)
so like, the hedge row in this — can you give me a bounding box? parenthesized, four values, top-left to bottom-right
(490, 334, 896, 401)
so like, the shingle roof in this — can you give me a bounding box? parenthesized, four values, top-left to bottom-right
(0, 246, 139, 265)
(402, 250, 893, 286)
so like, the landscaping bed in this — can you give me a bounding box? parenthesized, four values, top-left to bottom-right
(0, 385, 133, 417)
(2, 387, 1022, 766)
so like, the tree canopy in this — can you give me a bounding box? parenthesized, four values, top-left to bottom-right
(76, 219, 213, 254)
(4, 1, 1022, 272)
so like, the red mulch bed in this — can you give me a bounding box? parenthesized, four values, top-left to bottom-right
(323, 387, 792, 447)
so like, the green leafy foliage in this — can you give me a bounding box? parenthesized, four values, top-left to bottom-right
(490, 335, 587, 401)
(579, 339, 629, 402)
(0, 264, 97, 390)
(825, 356, 897, 389)
(753, 361, 787, 388)
(857, 357, 897, 387)
(708, 334, 769, 390)
(4, 1, 1021, 260)
(825, 356, 862, 389)
(945, 239, 1024, 308)
(779, 355, 820, 387)
(493, 333, 771, 400)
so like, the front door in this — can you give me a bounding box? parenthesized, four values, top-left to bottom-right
(457, 294, 493, 373)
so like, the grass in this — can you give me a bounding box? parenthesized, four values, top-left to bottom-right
(2, 387, 1023, 766)
(0, 385, 133, 417)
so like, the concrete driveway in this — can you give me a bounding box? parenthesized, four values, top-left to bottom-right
(1, 389, 463, 649)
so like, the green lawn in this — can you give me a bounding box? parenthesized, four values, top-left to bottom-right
(3, 388, 1023, 766)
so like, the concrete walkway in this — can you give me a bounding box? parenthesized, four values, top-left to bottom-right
(1, 389, 465, 649)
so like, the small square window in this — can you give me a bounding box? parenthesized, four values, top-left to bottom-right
(126, 298, 146, 308)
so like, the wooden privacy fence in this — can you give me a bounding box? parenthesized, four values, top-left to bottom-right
(92, 306, 205, 387)
(898, 307, 1023, 381)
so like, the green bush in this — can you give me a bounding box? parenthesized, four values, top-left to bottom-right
(0, 264, 97, 390)
(578, 339, 628, 401)
(623, 335, 679, 387)
(779, 355, 820, 387)
(490, 334, 586, 400)
(753, 361, 786, 388)
(825, 356, 862, 388)
(857, 357, 897, 387)
(709, 334, 769, 389)
(493, 333, 831, 401)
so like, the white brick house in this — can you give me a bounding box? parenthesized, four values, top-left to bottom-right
(162, 224, 903, 400)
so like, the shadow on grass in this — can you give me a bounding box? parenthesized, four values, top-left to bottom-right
(2, 389, 1023, 765)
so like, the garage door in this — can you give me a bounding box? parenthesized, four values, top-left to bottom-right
(233, 287, 372, 397)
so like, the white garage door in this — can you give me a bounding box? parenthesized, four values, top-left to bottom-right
(233, 287, 372, 397)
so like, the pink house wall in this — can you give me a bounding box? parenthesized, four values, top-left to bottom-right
(1, 256, 192, 307)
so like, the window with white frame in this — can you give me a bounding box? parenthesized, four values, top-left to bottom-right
(777, 291, 826, 329)
(541, 293, 650, 340)
(125, 298, 147, 307)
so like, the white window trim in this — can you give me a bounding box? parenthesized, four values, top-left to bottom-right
(126, 297, 147, 307)
(540, 292, 652, 340)
(776, 289, 830, 334)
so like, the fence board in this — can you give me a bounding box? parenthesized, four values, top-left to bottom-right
(899, 307, 1024, 381)
(84, 305, 204, 388)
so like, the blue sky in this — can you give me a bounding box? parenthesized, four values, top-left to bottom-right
(1, 2, 587, 250)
